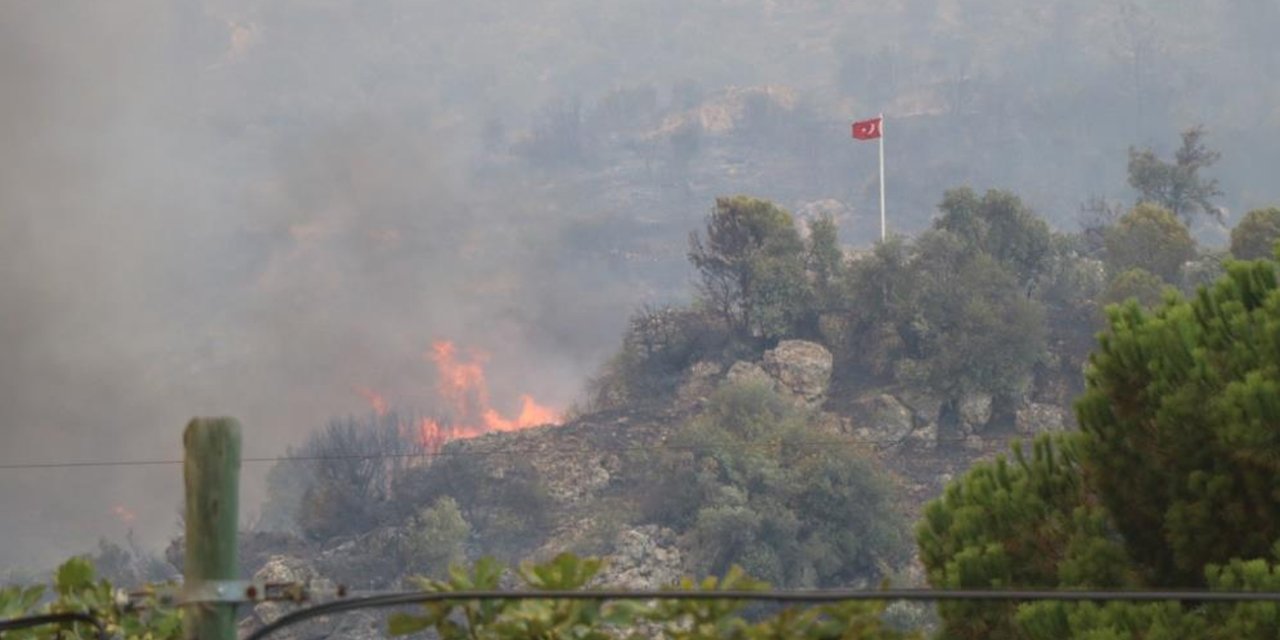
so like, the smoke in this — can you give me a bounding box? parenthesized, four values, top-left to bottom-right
(0, 3, 623, 572)
(5, 0, 1280, 575)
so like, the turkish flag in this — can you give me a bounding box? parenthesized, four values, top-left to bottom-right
(852, 117, 882, 140)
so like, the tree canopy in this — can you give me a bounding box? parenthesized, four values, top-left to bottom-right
(688, 196, 810, 343)
(1102, 203, 1196, 283)
(1230, 206, 1280, 260)
(920, 256, 1280, 638)
(1127, 126, 1224, 223)
(934, 188, 1053, 290)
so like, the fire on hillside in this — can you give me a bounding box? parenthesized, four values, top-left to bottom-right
(357, 340, 562, 453)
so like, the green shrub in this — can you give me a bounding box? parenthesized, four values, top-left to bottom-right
(648, 381, 909, 587)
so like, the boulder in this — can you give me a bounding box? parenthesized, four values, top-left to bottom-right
(248, 556, 322, 626)
(239, 556, 383, 640)
(906, 421, 938, 450)
(958, 393, 992, 431)
(760, 340, 833, 407)
(850, 394, 914, 445)
(897, 389, 944, 429)
(1016, 403, 1067, 435)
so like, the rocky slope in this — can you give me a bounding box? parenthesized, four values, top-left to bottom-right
(233, 339, 1069, 638)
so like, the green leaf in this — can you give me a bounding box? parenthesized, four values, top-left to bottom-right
(54, 556, 95, 595)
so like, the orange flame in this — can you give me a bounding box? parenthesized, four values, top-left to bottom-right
(416, 340, 562, 451)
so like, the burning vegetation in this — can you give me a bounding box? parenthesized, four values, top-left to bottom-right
(358, 340, 562, 453)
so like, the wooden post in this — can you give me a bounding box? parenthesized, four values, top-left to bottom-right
(183, 418, 242, 640)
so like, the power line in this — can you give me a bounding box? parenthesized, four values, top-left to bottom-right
(244, 587, 1280, 640)
(0, 435, 1002, 471)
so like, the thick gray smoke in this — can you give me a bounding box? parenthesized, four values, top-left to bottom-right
(0, 3, 626, 571)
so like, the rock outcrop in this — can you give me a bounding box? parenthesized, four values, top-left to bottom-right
(849, 393, 914, 445)
(1016, 403, 1067, 435)
(595, 526, 684, 589)
(761, 340, 833, 407)
(238, 556, 383, 640)
(958, 393, 992, 433)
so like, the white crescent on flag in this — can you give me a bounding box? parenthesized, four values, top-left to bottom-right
(852, 117, 882, 140)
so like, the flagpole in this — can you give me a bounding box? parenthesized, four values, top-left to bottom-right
(878, 113, 886, 242)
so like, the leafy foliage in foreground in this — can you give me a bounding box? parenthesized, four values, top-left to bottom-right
(0, 557, 181, 639)
(389, 552, 919, 639)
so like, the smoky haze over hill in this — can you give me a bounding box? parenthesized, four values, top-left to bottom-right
(1, 0, 1278, 571)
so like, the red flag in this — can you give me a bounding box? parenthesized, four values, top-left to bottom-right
(852, 117, 882, 140)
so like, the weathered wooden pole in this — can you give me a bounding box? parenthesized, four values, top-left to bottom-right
(183, 418, 242, 640)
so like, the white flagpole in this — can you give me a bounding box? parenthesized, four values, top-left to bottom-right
(878, 113, 886, 242)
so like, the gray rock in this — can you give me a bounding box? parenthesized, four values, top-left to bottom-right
(761, 340, 834, 407)
(897, 389, 944, 435)
(1016, 403, 1067, 435)
(596, 525, 685, 590)
(958, 393, 993, 430)
(850, 394, 914, 445)
(240, 556, 384, 640)
(907, 421, 938, 450)
(963, 435, 985, 451)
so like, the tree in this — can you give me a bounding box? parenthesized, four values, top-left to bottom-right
(920, 257, 1280, 638)
(901, 230, 1047, 404)
(1230, 207, 1280, 260)
(1099, 267, 1167, 312)
(1102, 203, 1196, 283)
(688, 196, 810, 342)
(281, 412, 422, 540)
(1077, 260, 1280, 585)
(917, 436, 1133, 640)
(1033, 234, 1108, 402)
(1127, 126, 1223, 223)
(806, 214, 843, 304)
(934, 188, 1053, 290)
(841, 236, 916, 378)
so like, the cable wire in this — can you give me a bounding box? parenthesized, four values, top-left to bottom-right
(0, 611, 107, 640)
(0, 435, 992, 471)
(244, 587, 1280, 640)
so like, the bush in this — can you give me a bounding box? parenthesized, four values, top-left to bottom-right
(398, 454, 554, 563)
(401, 497, 470, 577)
(268, 412, 422, 540)
(647, 381, 909, 587)
(0, 557, 181, 638)
(585, 305, 729, 410)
